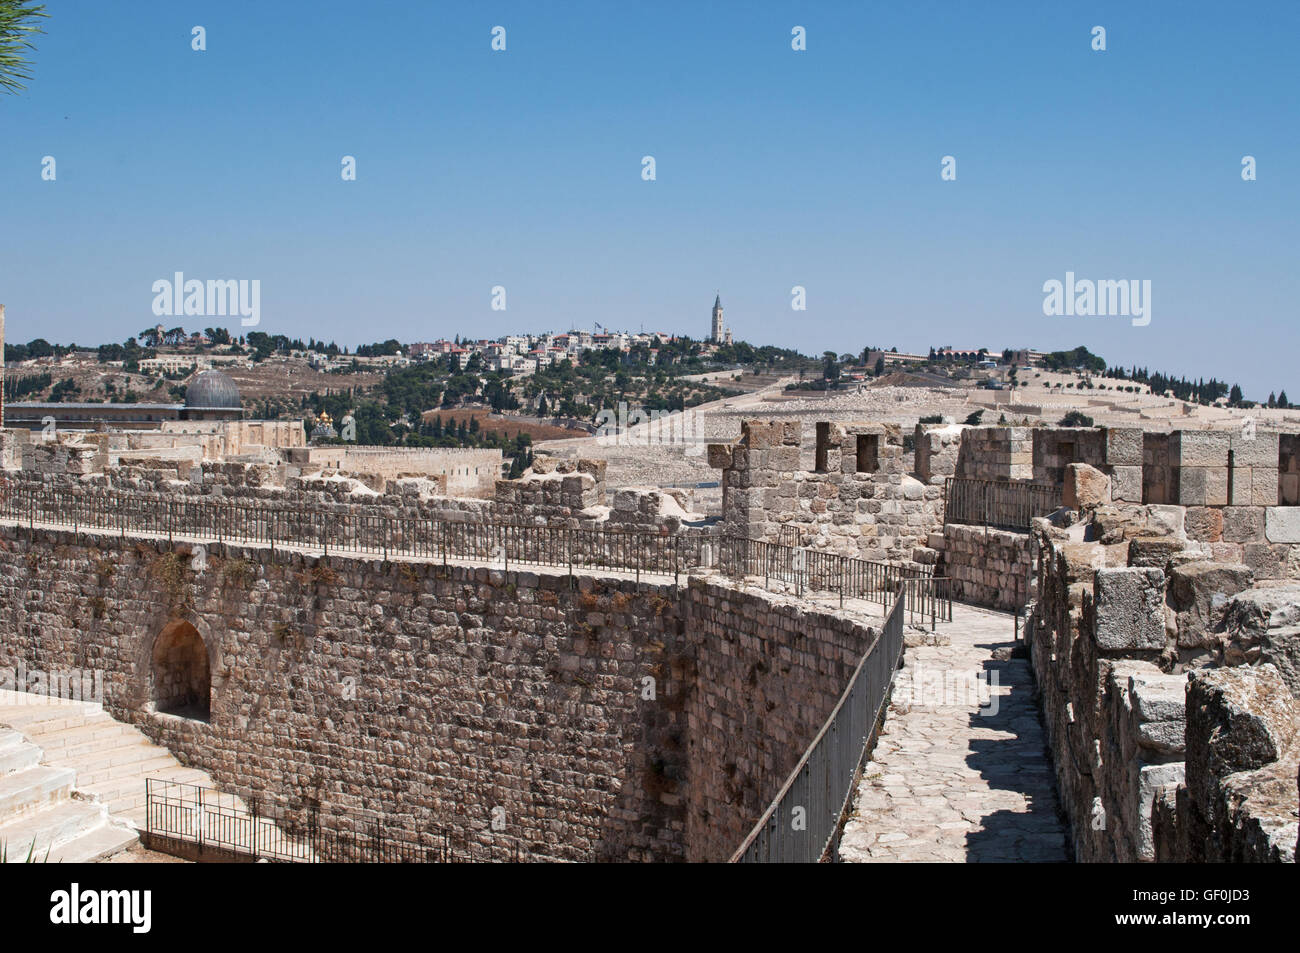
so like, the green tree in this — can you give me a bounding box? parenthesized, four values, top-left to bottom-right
(0, 1, 46, 95)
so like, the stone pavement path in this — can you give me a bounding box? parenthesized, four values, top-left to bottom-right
(839, 604, 1070, 862)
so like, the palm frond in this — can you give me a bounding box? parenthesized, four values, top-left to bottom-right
(0, 1, 48, 95)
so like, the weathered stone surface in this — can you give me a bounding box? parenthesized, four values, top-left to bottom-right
(1265, 506, 1300, 544)
(1171, 430, 1230, 468)
(1184, 507, 1224, 542)
(1064, 463, 1111, 509)
(1137, 763, 1185, 861)
(1182, 664, 1299, 862)
(1104, 428, 1144, 468)
(706, 443, 733, 470)
(1251, 468, 1280, 507)
(1221, 506, 1266, 543)
(1127, 536, 1185, 570)
(1166, 561, 1253, 650)
(1094, 567, 1166, 652)
(1242, 542, 1289, 580)
(1232, 431, 1279, 468)
(1221, 583, 1300, 694)
(1186, 663, 1296, 782)
(1109, 466, 1143, 503)
(1179, 467, 1229, 507)
(1129, 670, 1187, 723)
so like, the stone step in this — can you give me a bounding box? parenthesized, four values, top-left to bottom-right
(74, 754, 180, 788)
(44, 822, 139, 864)
(60, 739, 166, 776)
(0, 741, 42, 778)
(0, 765, 76, 819)
(0, 706, 102, 735)
(24, 720, 136, 755)
(0, 798, 114, 862)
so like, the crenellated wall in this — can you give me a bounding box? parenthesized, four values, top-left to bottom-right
(1027, 507, 1300, 863)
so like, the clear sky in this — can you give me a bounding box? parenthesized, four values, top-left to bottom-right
(2, 1, 1297, 397)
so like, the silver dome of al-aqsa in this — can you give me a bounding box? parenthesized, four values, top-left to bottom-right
(185, 369, 242, 409)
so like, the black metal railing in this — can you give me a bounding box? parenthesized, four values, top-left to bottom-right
(712, 536, 950, 626)
(0, 483, 950, 623)
(729, 578, 929, 863)
(144, 779, 519, 863)
(0, 482, 706, 584)
(944, 476, 1059, 531)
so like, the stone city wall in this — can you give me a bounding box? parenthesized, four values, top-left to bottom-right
(708, 420, 944, 561)
(0, 523, 880, 863)
(937, 525, 1032, 611)
(1027, 505, 1299, 863)
(295, 446, 502, 498)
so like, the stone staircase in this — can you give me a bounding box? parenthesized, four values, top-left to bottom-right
(0, 725, 137, 862)
(0, 689, 214, 862)
(0, 689, 312, 862)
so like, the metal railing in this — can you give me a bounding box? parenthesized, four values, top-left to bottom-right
(944, 476, 1059, 531)
(714, 536, 950, 627)
(0, 482, 703, 584)
(0, 482, 951, 624)
(729, 578, 919, 863)
(144, 778, 519, 863)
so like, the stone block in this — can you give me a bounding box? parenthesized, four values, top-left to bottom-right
(1064, 463, 1111, 509)
(1093, 567, 1166, 652)
(1109, 465, 1142, 503)
(1221, 507, 1265, 543)
(1178, 467, 1228, 506)
(1103, 427, 1144, 467)
(1184, 507, 1223, 542)
(1137, 720, 1185, 756)
(1264, 507, 1300, 544)
(1167, 561, 1254, 649)
(1127, 536, 1186, 569)
(1171, 430, 1230, 468)
(1251, 468, 1280, 506)
(1228, 467, 1252, 506)
(1230, 431, 1278, 468)
(1137, 763, 1185, 862)
(1129, 670, 1188, 723)
(1146, 505, 1186, 538)
(1185, 663, 1297, 796)
(1241, 543, 1288, 581)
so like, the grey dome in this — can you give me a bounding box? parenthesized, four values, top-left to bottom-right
(185, 369, 241, 409)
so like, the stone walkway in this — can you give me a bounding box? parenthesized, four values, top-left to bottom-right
(839, 604, 1070, 862)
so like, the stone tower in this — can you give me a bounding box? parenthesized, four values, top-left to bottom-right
(711, 293, 724, 343)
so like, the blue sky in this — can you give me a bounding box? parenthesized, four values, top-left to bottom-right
(2, 1, 1297, 397)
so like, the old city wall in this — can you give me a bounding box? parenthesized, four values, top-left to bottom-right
(293, 447, 503, 498)
(708, 420, 944, 561)
(0, 522, 879, 862)
(1027, 505, 1300, 863)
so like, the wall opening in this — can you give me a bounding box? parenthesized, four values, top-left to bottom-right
(856, 434, 879, 473)
(1227, 449, 1235, 505)
(815, 423, 830, 473)
(152, 619, 210, 721)
(1281, 434, 1300, 505)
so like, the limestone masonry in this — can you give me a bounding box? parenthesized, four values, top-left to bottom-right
(2, 416, 1298, 862)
